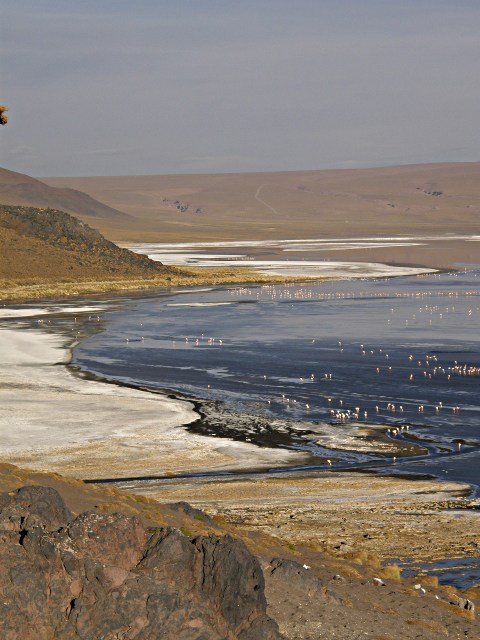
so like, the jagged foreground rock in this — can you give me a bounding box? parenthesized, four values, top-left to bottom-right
(0, 486, 281, 639)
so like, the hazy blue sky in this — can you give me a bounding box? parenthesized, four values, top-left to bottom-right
(2, 1, 480, 176)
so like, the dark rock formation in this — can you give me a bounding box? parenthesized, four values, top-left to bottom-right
(160, 196, 203, 214)
(0, 485, 74, 531)
(267, 557, 337, 604)
(166, 501, 215, 526)
(0, 204, 166, 272)
(0, 486, 281, 639)
(0, 204, 179, 279)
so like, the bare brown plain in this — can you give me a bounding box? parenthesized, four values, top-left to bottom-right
(41, 162, 480, 271)
(42, 162, 480, 244)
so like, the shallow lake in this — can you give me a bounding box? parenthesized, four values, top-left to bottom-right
(73, 270, 480, 490)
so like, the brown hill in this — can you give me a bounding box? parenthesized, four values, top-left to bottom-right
(42, 162, 480, 242)
(0, 167, 129, 222)
(0, 204, 174, 281)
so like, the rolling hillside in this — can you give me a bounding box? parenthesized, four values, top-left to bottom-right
(42, 162, 480, 242)
(0, 167, 129, 223)
(2, 163, 479, 274)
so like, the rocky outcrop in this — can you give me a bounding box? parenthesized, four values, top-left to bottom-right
(160, 197, 203, 214)
(0, 486, 281, 640)
(0, 204, 182, 280)
(166, 501, 215, 526)
(0, 204, 168, 273)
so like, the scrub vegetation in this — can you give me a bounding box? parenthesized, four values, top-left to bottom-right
(0, 204, 310, 301)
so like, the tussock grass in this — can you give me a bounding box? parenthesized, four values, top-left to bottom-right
(380, 563, 402, 582)
(349, 550, 382, 568)
(415, 574, 439, 588)
(406, 618, 449, 635)
(0, 267, 325, 302)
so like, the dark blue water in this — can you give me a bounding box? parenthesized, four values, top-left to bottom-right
(72, 270, 480, 490)
(399, 556, 480, 590)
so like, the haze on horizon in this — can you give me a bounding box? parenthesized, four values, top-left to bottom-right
(2, 0, 480, 178)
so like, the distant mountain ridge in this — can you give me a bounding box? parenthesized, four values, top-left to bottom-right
(0, 167, 129, 221)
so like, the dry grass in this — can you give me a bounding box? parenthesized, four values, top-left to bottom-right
(415, 574, 439, 588)
(380, 563, 402, 582)
(0, 268, 324, 302)
(349, 550, 382, 568)
(406, 619, 449, 635)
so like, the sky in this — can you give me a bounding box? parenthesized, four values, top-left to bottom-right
(1, 0, 480, 177)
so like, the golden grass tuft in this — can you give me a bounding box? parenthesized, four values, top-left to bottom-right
(379, 563, 402, 582)
(326, 558, 363, 578)
(464, 585, 480, 600)
(130, 494, 151, 504)
(440, 584, 459, 597)
(0, 269, 326, 302)
(349, 550, 382, 568)
(414, 574, 439, 588)
(406, 618, 449, 635)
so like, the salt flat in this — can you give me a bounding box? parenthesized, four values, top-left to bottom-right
(0, 305, 307, 478)
(127, 237, 440, 278)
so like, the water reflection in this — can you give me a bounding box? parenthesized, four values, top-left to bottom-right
(73, 271, 480, 487)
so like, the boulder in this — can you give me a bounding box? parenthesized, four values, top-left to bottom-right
(0, 485, 282, 640)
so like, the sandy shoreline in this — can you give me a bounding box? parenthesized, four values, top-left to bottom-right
(0, 303, 307, 479)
